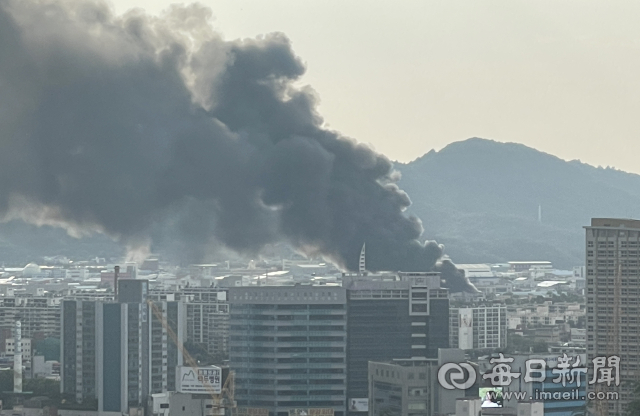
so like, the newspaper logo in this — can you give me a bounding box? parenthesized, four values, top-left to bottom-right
(482, 353, 520, 386)
(438, 354, 619, 390)
(438, 362, 477, 390)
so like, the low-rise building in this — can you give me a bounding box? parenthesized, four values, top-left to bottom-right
(368, 349, 472, 416)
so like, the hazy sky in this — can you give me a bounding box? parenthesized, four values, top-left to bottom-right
(110, 0, 640, 173)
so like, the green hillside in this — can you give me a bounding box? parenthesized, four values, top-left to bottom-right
(399, 138, 640, 268)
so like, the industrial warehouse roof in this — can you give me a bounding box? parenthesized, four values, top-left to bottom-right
(536, 281, 567, 288)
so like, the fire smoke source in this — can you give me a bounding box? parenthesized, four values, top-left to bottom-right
(0, 0, 477, 292)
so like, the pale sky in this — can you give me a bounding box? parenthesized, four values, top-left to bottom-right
(110, 0, 640, 173)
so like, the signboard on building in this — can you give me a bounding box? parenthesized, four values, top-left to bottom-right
(178, 366, 221, 394)
(348, 398, 369, 412)
(458, 308, 474, 350)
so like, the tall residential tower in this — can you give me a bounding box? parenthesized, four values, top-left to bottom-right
(585, 218, 640, 414)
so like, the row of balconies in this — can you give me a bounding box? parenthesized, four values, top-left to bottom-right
(228, 341, 346, 348)
(230, 309, 346, 316)
(230, 363, 345, 370)
(229, 321, 345, 332)
(234, 370, 344, 378)
(230, 355, 346, 362)
(230, 348, 346, 354)
(229, 329, 345, 337)
(238, 380, 344, 387)
(239, 392, 345, 399)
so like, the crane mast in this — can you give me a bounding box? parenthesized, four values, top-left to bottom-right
(147, 300, 236, 415)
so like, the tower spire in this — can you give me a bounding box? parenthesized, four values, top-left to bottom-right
(359, 243, 366, 274)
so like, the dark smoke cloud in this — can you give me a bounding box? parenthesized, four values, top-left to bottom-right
(0, 0, 477, 292)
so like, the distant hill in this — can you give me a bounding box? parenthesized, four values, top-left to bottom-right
(398, 138, 640, 268)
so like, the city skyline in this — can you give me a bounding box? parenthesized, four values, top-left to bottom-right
(0, 0, 631, 415)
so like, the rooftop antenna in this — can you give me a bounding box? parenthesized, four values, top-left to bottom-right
(538, 204, 542, 224)
(359, 243, 366, 274)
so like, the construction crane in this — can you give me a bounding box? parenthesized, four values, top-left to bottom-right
(146, 299, 236, 415)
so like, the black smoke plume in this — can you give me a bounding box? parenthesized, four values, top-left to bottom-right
(0, 0, 477, 292)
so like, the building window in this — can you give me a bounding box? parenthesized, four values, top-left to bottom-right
(411, 304, 427, 313)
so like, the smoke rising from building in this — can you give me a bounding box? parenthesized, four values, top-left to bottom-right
(0, 0, 477, 292)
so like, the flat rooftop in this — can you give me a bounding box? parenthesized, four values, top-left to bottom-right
(589, 218, 640, 228)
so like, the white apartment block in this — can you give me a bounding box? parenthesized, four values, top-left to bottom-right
(5, 337, 31, 357)
(449, 306, 507, 350)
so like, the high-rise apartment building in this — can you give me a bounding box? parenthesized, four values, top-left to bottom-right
(61, 280, 185, 414)
(150, 287, 229, 359)
(449, 306, 507, 350)
(0, 296, 61, 343)
(229, 285, 347, 416)
(585, 218, 640, 414)
(344, 272, 449, 415)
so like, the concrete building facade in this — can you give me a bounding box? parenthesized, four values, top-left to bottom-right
(229, 285, 347, 416)
(368, 350, 470, 416)
(368, 359, 436, 416)
(344, 272, 449, 415)
(0, 296, 61, 345)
